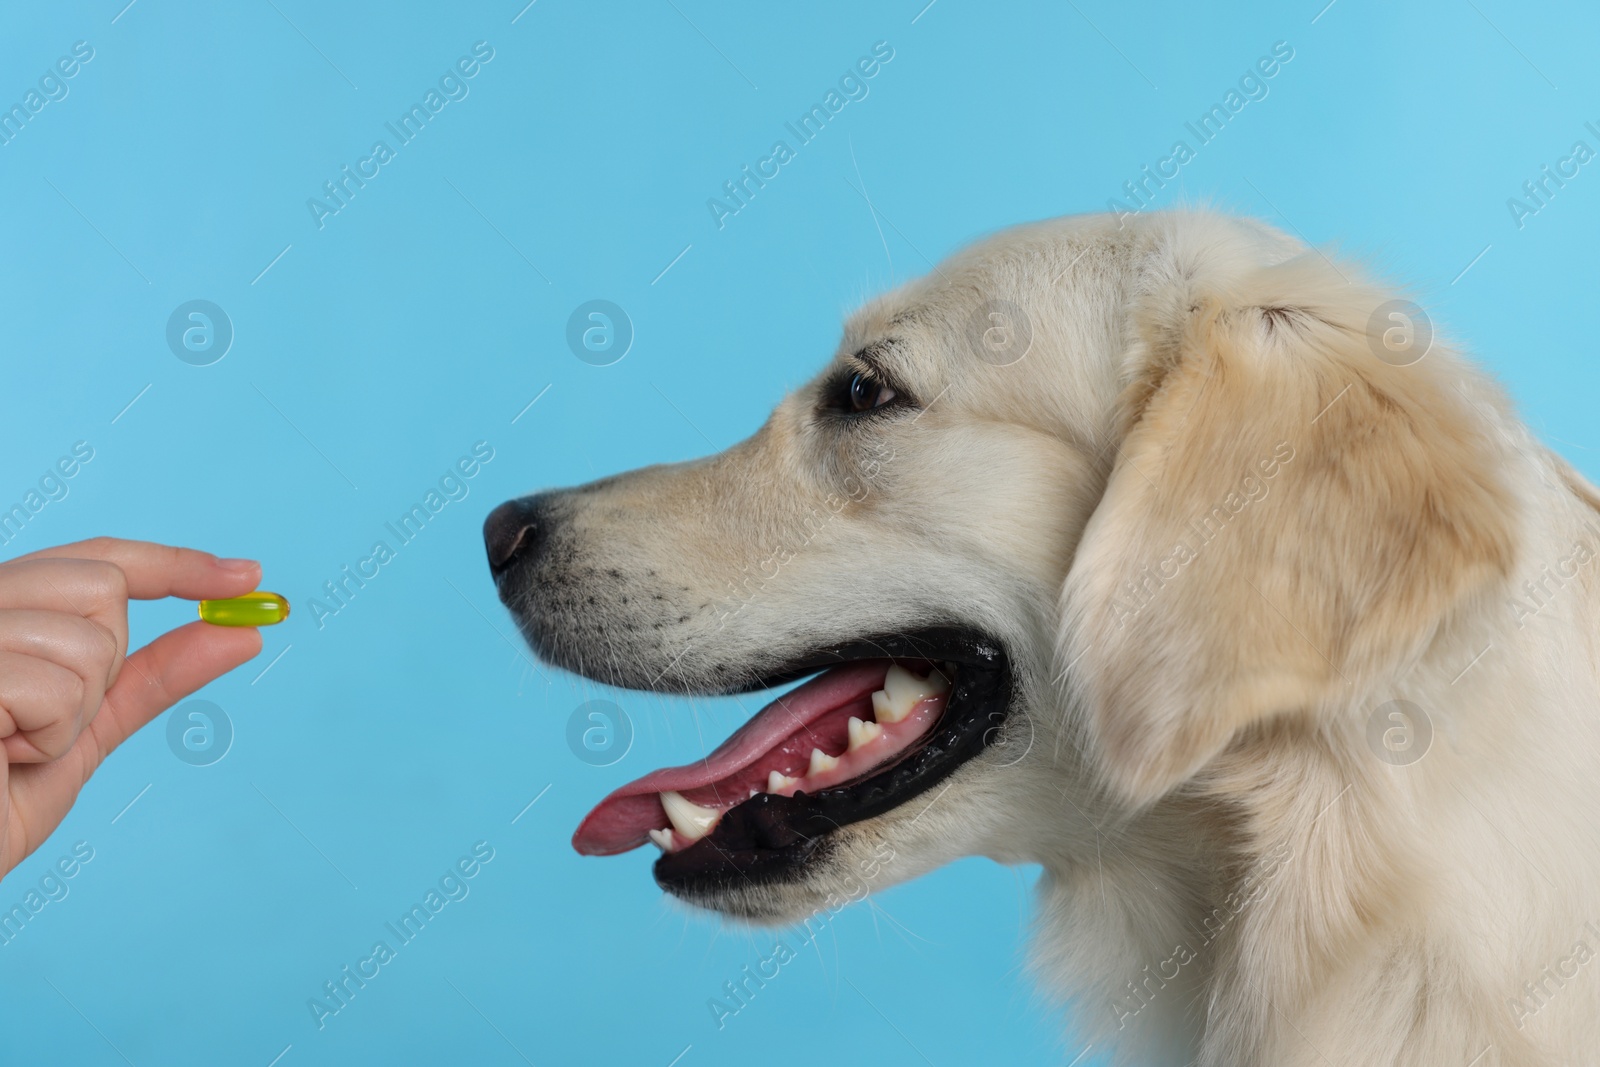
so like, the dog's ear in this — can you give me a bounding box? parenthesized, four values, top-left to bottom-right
(1061, 252, 1514, 804)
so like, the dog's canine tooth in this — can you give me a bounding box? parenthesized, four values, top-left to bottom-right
(660, 791, 720, 842)
(808, 748, 839, 776)
(767, 770, 798, 793)
(873, 664, 943, 723)
(847, 715, 883, 751)
(647, 828, 676, 851)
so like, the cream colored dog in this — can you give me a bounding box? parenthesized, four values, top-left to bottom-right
(487, 210, 1600, 1066)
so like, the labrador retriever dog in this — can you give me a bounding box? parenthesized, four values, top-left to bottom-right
(485, 210, 1600, 1066)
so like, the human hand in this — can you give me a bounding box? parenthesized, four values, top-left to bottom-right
(0, 537, 264, 878)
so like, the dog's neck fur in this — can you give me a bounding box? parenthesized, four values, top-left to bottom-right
(1027, 474, 1600, 1064)
(1010, 219, 1600, 1065)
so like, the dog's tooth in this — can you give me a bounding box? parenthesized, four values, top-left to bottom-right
(647, 828, 675, 851)
(847, 715, 883, 751)
(808, 748, 839, 776)
(660, 791, 720, 842)
(928, 665, 952, 694)
(767, 770, 798, 793)
(877, 663, 941, 723)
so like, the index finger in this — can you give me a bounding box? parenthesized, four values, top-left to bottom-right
(11, 537, 261, 601)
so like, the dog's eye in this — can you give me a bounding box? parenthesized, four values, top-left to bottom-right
(847, 372, 897, 413)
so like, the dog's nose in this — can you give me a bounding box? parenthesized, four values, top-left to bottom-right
(484, 497, 546, 576)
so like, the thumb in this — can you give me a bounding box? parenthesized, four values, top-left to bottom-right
(88, 621, 262, 764)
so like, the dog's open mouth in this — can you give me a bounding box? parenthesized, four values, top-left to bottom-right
(572, 628, 1012, 894)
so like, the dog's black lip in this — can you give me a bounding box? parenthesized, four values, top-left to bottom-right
(653, 626, 1012, 897)
(714, 627, 1008, 696)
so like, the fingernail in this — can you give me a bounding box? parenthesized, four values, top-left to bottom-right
(217, 558, 260, 574)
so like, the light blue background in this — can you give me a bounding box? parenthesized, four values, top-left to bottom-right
(0, 1, 1595, 1064)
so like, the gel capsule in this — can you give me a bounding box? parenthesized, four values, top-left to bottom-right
(198, 592, 290, 627)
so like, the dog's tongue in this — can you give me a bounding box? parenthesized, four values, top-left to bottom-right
(572, 659, 890, 856)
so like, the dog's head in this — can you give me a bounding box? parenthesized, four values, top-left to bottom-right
(486, 211, 1512, 922)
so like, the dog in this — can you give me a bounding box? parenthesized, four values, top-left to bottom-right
(486, 210, 1600, 1065)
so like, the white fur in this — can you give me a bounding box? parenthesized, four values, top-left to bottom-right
(509, 210, 1600, 1065)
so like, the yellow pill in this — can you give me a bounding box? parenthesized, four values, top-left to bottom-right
(198, 592, 290, 627)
